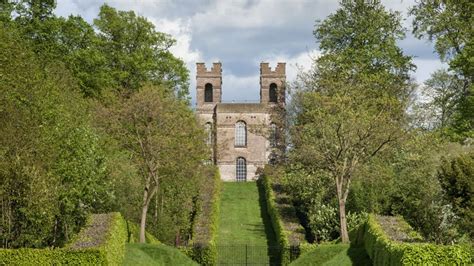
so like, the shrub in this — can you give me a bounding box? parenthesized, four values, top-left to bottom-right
(355, 214, 471, 265)
(0, 212, 128, 265)
(438, 151, 474, 239)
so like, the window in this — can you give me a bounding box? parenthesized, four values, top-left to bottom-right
(236, 157, 246, 181)
(270, 123, 277, 147)
(204, 83, 213, 102)
(269, 83, 278, 103)
(204, 122, 212, 145)
(235, 121, 246, 147)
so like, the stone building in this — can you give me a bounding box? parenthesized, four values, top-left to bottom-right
(195, 62, 285, 181)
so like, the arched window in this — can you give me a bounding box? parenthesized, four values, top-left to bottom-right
(236, 157, 247, 181)
(270, 123, 277, 147)
(235, 121, 246, 147)
(204, 122, 212, 145)
(269, 83, 278, 103)
(204, 83, 213, 102)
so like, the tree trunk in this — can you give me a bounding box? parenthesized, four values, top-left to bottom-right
(139, 194, 150, 243)
(338, 198, 349, 243)
(139, 180, 158, 243)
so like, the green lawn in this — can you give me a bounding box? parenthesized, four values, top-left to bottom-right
(216, 182, 278, 264)
(123, 243, 197, 266)
(290, 244, 372, 266)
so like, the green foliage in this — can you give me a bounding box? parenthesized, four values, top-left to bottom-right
(98, 84, 208, 244)
(414, 69, 466, 130)
(355, 214, 472, 265)
(410, 0, 473, 138)
(438, 151, 474, 238)
(260, 171, 291, 265)
(0, 212, 128, 265)
(290, 0, 414, 243)
(0, 23, 114, 248)
(126, 222, 161, 244)
(5, 2, 189, 98)
(184, 169, 221, 265)
(94, 4, 189, 97)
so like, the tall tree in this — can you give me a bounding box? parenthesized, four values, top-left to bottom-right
(418, 69, 465, 129)
(101, 85, 208, 243)
(291, 0, 413, 243)
(411, 0, 473, 138)
(94, 4, 189, 98)
(0, 24, 114, 248)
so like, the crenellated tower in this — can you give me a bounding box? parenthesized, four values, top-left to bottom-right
(196, 62, 222, 109)
(259, 62, 286, 105)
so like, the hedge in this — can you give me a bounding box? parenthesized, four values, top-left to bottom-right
(357, 214, 472, 265)
(0, 212, 128, 265)
(260, 172, 291, 265)
(181, 168, 221, 265)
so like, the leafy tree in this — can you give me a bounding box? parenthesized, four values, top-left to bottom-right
(411, 0, 473, 138)
(290, 0, 413, 243)
(100, 85, 208, 243)
(94, 4, 189, 97)
(0, 24, 114, 247)
(417, 69, 465, 129)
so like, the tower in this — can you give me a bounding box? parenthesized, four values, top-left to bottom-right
(259, 62, 286, 105)
(196, 62, 222, 109)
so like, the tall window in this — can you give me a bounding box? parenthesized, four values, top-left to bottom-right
(269, 83, 278, 103)
(235, 121, 246, 147)
(204, 122, 212, 145)
(236, 157, 246, 181)
(270, 123, 277, 147)
(205, 83, 213, 102)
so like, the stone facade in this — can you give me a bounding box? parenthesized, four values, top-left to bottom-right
(196, 62, 286, 181)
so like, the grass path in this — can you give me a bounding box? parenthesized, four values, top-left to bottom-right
(216, 182, 277, 265)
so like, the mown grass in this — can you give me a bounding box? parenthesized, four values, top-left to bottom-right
(123, 243, 197, 266)
(290, 244, 372, 266)
(216, 182, 278, 264)
(216, 182, 272, 245)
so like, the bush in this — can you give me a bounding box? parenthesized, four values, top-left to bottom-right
(438, 151, 474, 239)
(260, 171, 291, 265)
(355, 214, 471, 265)
(0, 212, 128, 265)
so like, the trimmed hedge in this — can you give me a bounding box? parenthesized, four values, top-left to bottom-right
(260, 172, 291, 265)
(0, 212, 128, 265)
(181, 168, 221, 265)
(357, 214, 472, 265)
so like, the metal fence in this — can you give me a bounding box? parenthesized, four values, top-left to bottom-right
(216, 244, 300, 266)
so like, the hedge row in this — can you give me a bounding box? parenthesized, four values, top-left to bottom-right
(0, 212, 128, 265)
(260, 172, 291, 265)
(358, 214, 472, 265)
(181, 168, 221, 265)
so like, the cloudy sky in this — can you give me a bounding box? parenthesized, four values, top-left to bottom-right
(54, 0, 445, 104)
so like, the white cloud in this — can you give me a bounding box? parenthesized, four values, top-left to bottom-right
(54, 0, 441, 103)
(412, 58, 447, 84)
